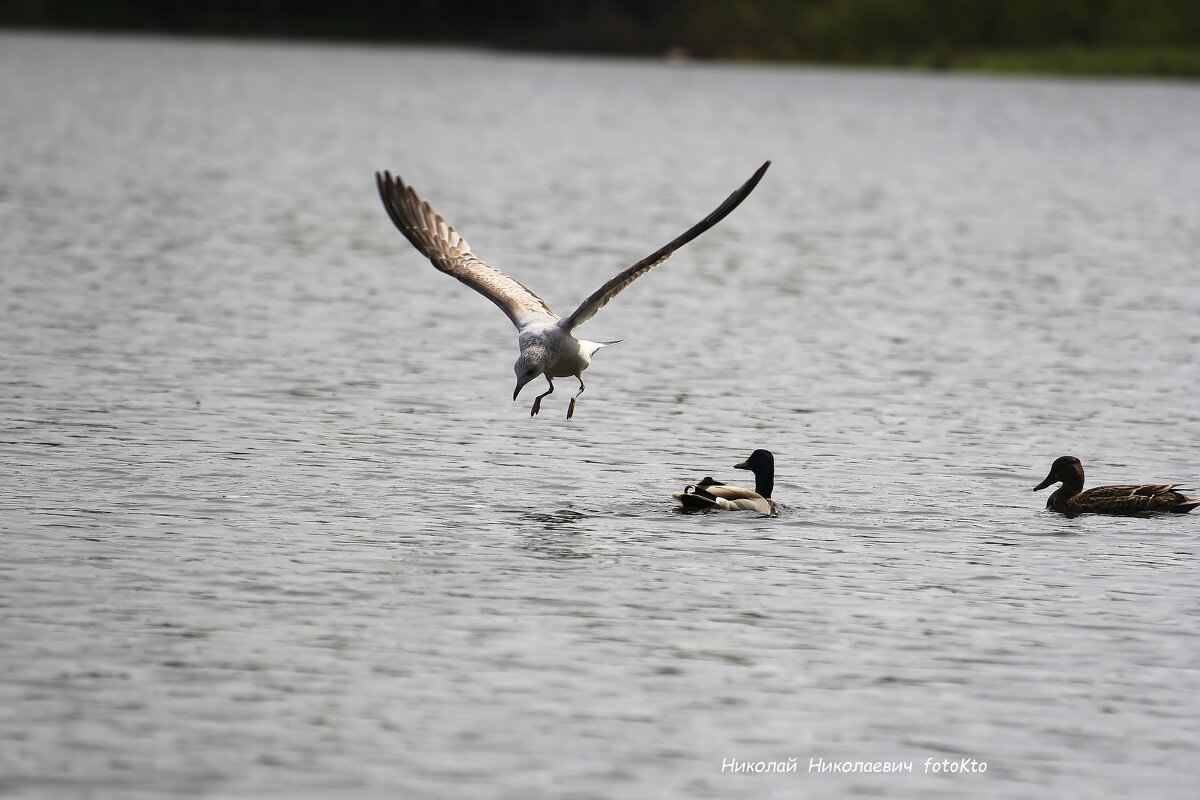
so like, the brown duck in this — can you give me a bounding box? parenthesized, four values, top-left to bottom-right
(673, 449, 777, 516)
(1034, 456, 1199, 516)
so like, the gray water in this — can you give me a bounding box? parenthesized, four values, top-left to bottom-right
(2, 31, 1200, 799)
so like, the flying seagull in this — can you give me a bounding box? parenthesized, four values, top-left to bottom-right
(375, 161, 770, 418)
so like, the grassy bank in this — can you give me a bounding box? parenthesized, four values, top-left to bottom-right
(956, 46, 1200, 78)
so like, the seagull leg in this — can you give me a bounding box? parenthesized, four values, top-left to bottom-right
(567, 378, 585, 419)
(531, 378, 554, 417)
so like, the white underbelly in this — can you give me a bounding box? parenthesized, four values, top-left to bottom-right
(546, 347, 588, 378)
(519, 324, 590, 379)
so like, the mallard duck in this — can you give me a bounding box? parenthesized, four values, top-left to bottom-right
(1034, 456, 1199, 516)
(673, 450, 777, 516)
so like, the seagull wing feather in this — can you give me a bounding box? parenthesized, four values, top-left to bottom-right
(376, 171, 558, 330)
(559, 160, 770, 333)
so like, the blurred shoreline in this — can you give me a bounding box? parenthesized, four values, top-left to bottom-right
(3, 0, 1199, 79)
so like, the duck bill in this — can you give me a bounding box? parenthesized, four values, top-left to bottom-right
(1033, 472, 1056, 491)
(734, 460, 748, 470)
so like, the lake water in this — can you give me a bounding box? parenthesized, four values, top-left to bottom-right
(2, 31, 1199, 799)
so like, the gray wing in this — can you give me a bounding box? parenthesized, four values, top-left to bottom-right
(376, 171, 558, 330)
(559, 161, 770, 333)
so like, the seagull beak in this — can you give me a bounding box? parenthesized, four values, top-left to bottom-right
(1033, 471, 1056, 491)
(513, 379, 528, 401)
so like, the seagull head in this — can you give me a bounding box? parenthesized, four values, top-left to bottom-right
(513, 355, 543, 400)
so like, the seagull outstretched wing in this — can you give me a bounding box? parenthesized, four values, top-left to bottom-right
(376, 171, 559, 330)
(559, 160, 770, 334)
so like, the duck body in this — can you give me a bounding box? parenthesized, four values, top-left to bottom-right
(1035, 456, 1199, 516)
(673, 450, 777, 516)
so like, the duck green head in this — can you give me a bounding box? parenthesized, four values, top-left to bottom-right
(734, 449, 775, 499)
(735, 449, 774, 474)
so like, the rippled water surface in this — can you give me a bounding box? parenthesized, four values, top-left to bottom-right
(3, 31, 1200, 799)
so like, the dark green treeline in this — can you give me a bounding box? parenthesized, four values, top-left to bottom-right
(5, 0, 1200, 76)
